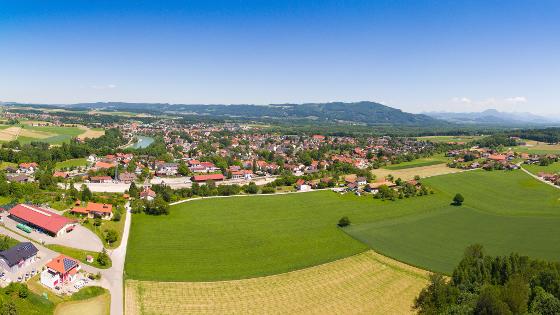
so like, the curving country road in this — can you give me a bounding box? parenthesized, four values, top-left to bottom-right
(100, 201, 132, 315)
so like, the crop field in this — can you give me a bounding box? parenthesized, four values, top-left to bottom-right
(125, 251, 428, 315)
(372, 163, 462, 181)
(346, 170, 560, 274)
(512, 140, 560, 154)
(417, 135, 485, 143)
(0, 123, 103, 144)
(126, 191, 445, 281)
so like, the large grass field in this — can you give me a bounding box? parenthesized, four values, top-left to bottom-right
(125, 191, 443, 281)
(126, 169, 560, 282)
(126, 251, 428, 315)
(346, 170, 560, 274)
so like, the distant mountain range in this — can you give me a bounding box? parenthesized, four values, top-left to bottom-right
(4, 101, 558, 127)
(424, 109, 560, 125)
(4, 101, 442, 126)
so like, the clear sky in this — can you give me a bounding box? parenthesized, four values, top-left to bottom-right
(1, 0, 559, 114)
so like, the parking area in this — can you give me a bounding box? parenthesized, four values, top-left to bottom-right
(0, 248, 58, 287)
(0, 212, 103, 252)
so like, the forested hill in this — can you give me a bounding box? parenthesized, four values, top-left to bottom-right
(9, 101, 444, 126)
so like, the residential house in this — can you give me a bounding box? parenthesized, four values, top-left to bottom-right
(140, 187, 157, 201)
(40, 254, 81, 289)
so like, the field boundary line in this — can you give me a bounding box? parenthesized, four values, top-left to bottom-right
(169, 188, 332, 206)
(126, 249, 428, 285)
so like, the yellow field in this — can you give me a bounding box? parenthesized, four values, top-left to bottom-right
(54, 293, 111, 315)
(520, 140, 560, 151)
(77, 125, 105, 140)
(0, 126, 55, 141)
(372, 163, 462, 181)
(125, 251, 429, 315)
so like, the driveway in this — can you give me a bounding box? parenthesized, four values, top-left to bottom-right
(46, 225, 104, 252)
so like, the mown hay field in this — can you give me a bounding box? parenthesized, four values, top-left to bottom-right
(346, 170, 560, 274)
(416, 135, 485, 143)
(372, 163, 462, 181)
(125, 251, 428, 315)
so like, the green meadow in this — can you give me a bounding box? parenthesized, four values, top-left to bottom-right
(346, 170, 560, 274)
(523, 162, 560, 175)
(55, 158, 88, 170)
(125, 191, 442, 281)
(126, 169, 560, 281)
(384, 154, 449, 170)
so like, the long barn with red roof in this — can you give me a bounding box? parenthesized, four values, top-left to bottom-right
(9, 204, 77, 237)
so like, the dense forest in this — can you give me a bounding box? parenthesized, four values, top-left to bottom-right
(414, 245, 560, 315)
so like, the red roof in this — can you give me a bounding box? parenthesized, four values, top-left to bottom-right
(192, 174, 224, 182)
(46, 254, 79, 274)
(86, 202, 113, 214)
(9, 204, 75, 235)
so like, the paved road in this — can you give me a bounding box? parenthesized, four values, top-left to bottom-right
(100, 201, 131, 315)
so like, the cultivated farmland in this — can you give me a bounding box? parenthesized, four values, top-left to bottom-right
(0, 123, 103, 144)
(371, 163, 462, 181)
(125, 251, 428, 315)
(346, 170, 560, 274)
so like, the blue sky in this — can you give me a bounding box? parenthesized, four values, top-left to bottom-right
(1, 0, 559, 114)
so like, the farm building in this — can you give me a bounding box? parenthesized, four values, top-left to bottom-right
(0, 242, 38, 273)
(192, 174, 225, 182)
(9, 204, 77, 237)
(41, 254, 81, 289)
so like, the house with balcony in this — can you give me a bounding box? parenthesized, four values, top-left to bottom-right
(41, 254, 80, 290)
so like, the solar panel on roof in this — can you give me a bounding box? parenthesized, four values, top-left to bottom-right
(63, 258, 76, 272)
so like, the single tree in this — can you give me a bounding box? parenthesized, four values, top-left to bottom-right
(105, 229, 118, 244)
(453, 193, 464, 206)
(338, 216, 351, 227)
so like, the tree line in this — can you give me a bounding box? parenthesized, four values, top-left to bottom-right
(414, 244, 560, 315)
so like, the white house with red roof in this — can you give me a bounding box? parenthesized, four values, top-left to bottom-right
(140, 187, 157, 201)
(9, 204, 77, 237)
(40, 254, 81, 289)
